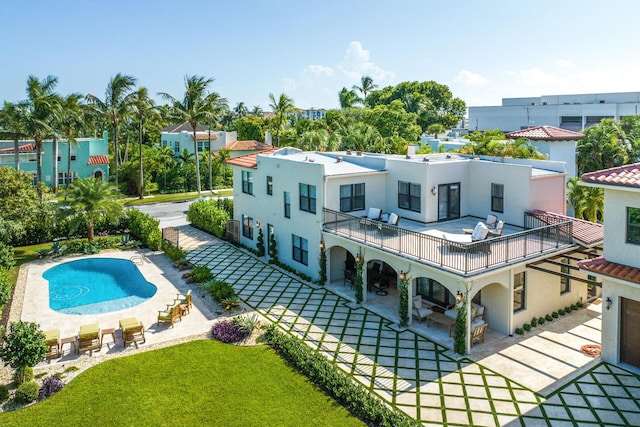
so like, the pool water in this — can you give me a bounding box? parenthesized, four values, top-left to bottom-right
(43, 258, 157, 314)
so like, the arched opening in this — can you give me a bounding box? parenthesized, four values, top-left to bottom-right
(93, 170, 104, 180)
(414, 277, 457, 311)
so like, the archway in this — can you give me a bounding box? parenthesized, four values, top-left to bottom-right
(93, 170, 104, 180)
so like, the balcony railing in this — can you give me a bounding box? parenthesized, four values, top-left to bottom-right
(322, 209, 574, 276)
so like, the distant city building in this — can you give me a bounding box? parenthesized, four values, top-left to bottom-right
(469, 92, 640, 132)
(0, 131, 110, 186)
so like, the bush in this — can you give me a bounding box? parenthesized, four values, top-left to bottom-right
(162, 240, 186, 262)
(523, 323, 531, 332)
(210, 320, 249, 343)
(558, 309, 566, 315)
(0, 242, 16, 269)
(220, 295, 241, 311)
(538, 316, 545, 325)
(552, 311, 559, 318)
(124, 209, 162, 250)
(546, 314, 554, 322)
(187, 199, 231, 239)
(38, 375, 65, 400)
(565, 306, 572, 313)
(15, 381, 39, 403)
(209, 280, 235, 303)
(570, 303, 577, 311)
(0, 384, 9, 402)
(262, 325, 420, 427)
(13, 366, 34, 385)
(0, 268, 11, 308)
(530, 317, 538, 327)
(191, 265, 213, 283)
(232, 313, 259, 335)
(576, 301, 584, 308)
(515, 327, 524, 335)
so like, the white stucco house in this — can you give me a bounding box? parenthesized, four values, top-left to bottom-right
(227, 148, 603, 352)
(161, 123, 270, 157)
(579, 163, 640, 370)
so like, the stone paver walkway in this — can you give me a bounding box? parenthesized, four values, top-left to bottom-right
(188, 242, 640, 426)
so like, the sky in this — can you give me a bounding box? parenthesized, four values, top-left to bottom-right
(2, 0, 640, 112)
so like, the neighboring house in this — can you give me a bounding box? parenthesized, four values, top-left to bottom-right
(579, 163, 640, 369)
(469, 92, 640, 132)
(228, 148, 603, 352)
(297, 108, 326, 121)
(506, 126, 584, 178)
(161, 123, 270, 158)
(0, 130, 110, 186)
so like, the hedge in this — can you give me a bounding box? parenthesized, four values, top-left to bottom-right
(123, 209, 162, 250)
(187, 199, 231, 239)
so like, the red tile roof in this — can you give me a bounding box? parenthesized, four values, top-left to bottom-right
(194, 132, 219, 141)
(579, 257, 640, 285)
(506, 126, 584, 141)
(88, 155, 109, 165)
(225, 148, 278, 168)
(527, 210, 603, 246)
(0, 143, 36, 153)
(226, 140, 272, 151)
(581, 163, 640, 189)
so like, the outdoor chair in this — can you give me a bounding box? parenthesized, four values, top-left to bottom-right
(412, 295, 433, 323)
(487, 220, 504, 238)
(486, 214, 498, 230)
(175, 290, 193, 315)
(44, 328, 61, 359)
(442, 222, 489, 243)
(379, 212, 401, 236)
(343, 269, 355, 288)
(361, 207, 382, 229)
(78, 323, 101, 355)
(471, 323, 488, 346)
(119, 317, 146, 347)
(157, 303, 182, 328)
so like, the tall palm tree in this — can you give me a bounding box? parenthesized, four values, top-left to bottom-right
(22, 75, 59, 196)
(268, 93, 296, 147)
(86, 73, 137, 187)
(567, 177, 604, 223)
(338, 87, 361, 108)
(177, 148, 195, 192)
(160, 75, 228, 196)
(352, 76, 377, 105)
(250, 105, 263, 116)
(57, 93, 84, 189)
(130, 87, 156, 199)
(233, 102, 249, 118)
(155, 144, 175, 191)
(0, 101, 28, 170)
(63, 177, 123, 241)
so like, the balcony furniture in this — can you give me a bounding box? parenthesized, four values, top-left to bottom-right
(365, 207, 382, 220)
(379, 212, 401, 236)
(487, 220, 504, 238)
(471, 323, 488, 346)
(78, 323, 101, 355)
(463, 228, 473, 234)
(343, 269, 355, 288)
(486, 214, 498, 230)
(425, 312, 456, 336)
(412, 295, 433, 322)
(444, 302, 485, 324)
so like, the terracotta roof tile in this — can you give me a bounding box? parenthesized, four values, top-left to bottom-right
(0, 143, 36, 153)
(226, 140, 272, 151)
(88, 155, 109, 165)
(194, 133, 218, 141)
(528, 209, 603, 246)
(579, 257, 640, 285)
(506, 126, 584, 141)
(581, 163, 640, 189)
(225, 148, 278, 169)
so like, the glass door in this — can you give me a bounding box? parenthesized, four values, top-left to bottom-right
(438, 183, 460, 221)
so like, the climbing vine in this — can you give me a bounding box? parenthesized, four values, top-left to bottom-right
(256, 228, 265, 257)
(398, 277, 409, 327)
(354, 252, 364, 304)
(453, 296, 467, 355)
(318, 242, 327, 286)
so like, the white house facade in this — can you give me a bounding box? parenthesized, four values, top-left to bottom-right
(580, 163, 640, 370)
(469, 92, 640, 132)
(228, 149, 603, 352)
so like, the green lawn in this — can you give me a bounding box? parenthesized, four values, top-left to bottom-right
(0, 340, 364, 427)
(9, 243, 50, 285)
(124, 189, 233, 206)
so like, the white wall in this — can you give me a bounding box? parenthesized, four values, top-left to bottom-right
(529, 175, 567, 215)
(603, 189, 640, 266)
(324, 173, 387, 215)
(600, 280, 640, 364)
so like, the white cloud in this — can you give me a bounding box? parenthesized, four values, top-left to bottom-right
(555, 59, 574, 69)
(303, 65, 334, 78)
(454, 70, 489, 86)
(337, 41, 395, 84)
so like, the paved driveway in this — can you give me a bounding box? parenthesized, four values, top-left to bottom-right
(188, 242, 640, 426)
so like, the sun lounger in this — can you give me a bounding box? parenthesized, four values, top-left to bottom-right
(44, 328, 61, 359)
(78, 323, 101, 355)
(487, 220, 504, 237)
(119, 317, 146, 347)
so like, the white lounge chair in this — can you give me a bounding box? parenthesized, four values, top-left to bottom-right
(487, 220, 504, 237)
(442, 222, 489, 243)
(365, 208, 382, 220)
(486, 214, 498, 230)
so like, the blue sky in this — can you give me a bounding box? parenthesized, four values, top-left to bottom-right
(2, 1, 640, 112)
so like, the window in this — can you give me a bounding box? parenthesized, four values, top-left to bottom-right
(491, 183, 504, 213)
(416, 278, 454, 308)
(560, 258, 570, 294)
(514, 272, 525, 312)
(339, 183, 365, 212)
(284, 192, 291, 218)
(266, 176, 273, 195)
(174, 141, 180, 154)
(437, 183, 460, 220)
(70, 144, 77, 161)
(627, 207, 640, 245)
(398, 181, 421, 212)
(242, 171, 253, 195)
(292, 234, 308, 265)
(242, 215, 253, 239)
(57, 171, 78, 185)
(197, 141, 210, 152)
(299, 183, 316, 214)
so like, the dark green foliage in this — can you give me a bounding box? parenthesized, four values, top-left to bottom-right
(558, 308, 566, 315)
(0, 321, 47, 384)
(546, 314, 554, 322)
(262, 325, 421, 427)
(191, 265, 213, 283)
(187, 199, 231, 239)
(453, 303, 467, 355)
(15, 381, 39, 403)
(209, 280, 236, 303)
(570, 303, 577, 311)
(13, 366, 33, 385)
(515, 327, 524, 335)
(523, 323, 531, 332)
(0, 242, 15, 269)
(256, 228, 265, 257)
(0, 384, 9, 402)
(565, 306, 572, 313)
(123, 209, 162, 250)
(0, 268, 11, 308)
(161, 240, 186, 262)
(552, 311, 559, 318)
(398, 278, 409, 327)
(538, 317, 545, 325)
(531, 317, 538, 328)
(354, 254, 364, 304)
(268, 232, 278, 261)
(576, 301, 584, 308)
(317, 244, 327, 286)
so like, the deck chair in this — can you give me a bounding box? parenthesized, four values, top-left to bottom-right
(175, 290, 193, 315)
(44, 328, 61, 359)
(365, 207, 382, 220)
(487, 220, 504, 238)
(158, 303, 182, 327)
(379, 212, 401, 236)
(471, 323, 488, 346)
(78, 323, 101, 355)
(412, 295, 433, 323)
(119, 317, 146, 347)
(486, 214, 498, 230)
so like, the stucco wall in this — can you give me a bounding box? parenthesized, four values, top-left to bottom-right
(603, 189, 640, 266)
(600, 280, 640, 364)
(529, 175, 567, 215)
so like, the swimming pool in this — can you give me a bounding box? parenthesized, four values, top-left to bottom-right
(43, 258, 157, 314)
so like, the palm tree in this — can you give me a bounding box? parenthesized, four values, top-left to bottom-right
(63, 177, 123, 241)
(155, 144, 175, 191)
(130, 87, 156, 199)
(352, 76, 378, 105)
(250, 105, 263, 116)
(86, 73, 137, 187)
(0, 101, 28, 170)
(57, 93, 84, 189)
(177, 148, 195, 192)
(268, 93, 296, 147)
(338, 87, 361, 108)
(160, 75, 228, 196)
(567, 177, 604, 223)
(233, 102, 249, 118)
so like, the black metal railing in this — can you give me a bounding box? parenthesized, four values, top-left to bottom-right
(322, 209, 574, 276)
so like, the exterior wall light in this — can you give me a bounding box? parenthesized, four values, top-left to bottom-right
(256, 221, 261, 228)
(431, 186, 437, 195)
(399, 270, 407, 281)
(455, 291, 464, 303)
(606, 297, 612, 310)
(319, 240, 325, 250)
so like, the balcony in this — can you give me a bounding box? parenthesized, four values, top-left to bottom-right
(323, 209, 574, 276)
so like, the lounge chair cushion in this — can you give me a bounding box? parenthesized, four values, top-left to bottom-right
(366, 208, 382, 220)
(388, 213, 399, 225)
(471, 222, 489, 241)
(486, 214, 498, 229)
(380, 212, 390, 222)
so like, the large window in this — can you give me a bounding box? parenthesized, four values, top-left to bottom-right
(560, 258, 570, 294)
(292, 234, 308, 265)
(340, 183, 365, 212)
(57, 171, 78, 185)
(242, 171, 253, 195)
(299, 183, 316, 214)
(284, 192, 291, 218)
(491, 183, 504, 213)
(416, 278, 454, 308)
(627, 207, 640, 245)
(266, 176, 273, 195)
(242, 215, 253, 239)
(398, 181, 421, 212)
(514, 272, 525, 312)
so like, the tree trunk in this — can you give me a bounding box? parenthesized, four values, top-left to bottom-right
(113, 122, 119, 187)
(36, 139, 44, 200)
(52, 136, 59, 194)
(87, 222, 94, 241)
(67, 141, 72, 189)
(192, 126, 202, 196)
(13, 138, 19, 170)
(139, 117, 144, 199)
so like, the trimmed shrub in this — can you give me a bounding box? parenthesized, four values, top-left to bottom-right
(530, 317, 538, 327)
(38, 375, 65, 400)
(570, 303, 577, 311)
(187, 199, 231, 239)
(15, 381, 39, 403)
(576, 301, 584, 308)
(538, 316, 545, 325)
(552, 311, 559, 318)
(546, 314, 554, 322)
(523, 323, 531, 332)
(558, 308, 566, 315)
(210, 320, 249, 343)
(209, 280, 235, 303)
(515, 327, 524, 335)
(12, 366, 34, 385)
(565, 306, 572, 313)
(0, 267, 11, 308)
(124, 209, 162, 250)
(162, 240, 186, 262)
(191, 265, 213, 283)
(0, 384, 9, 402)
